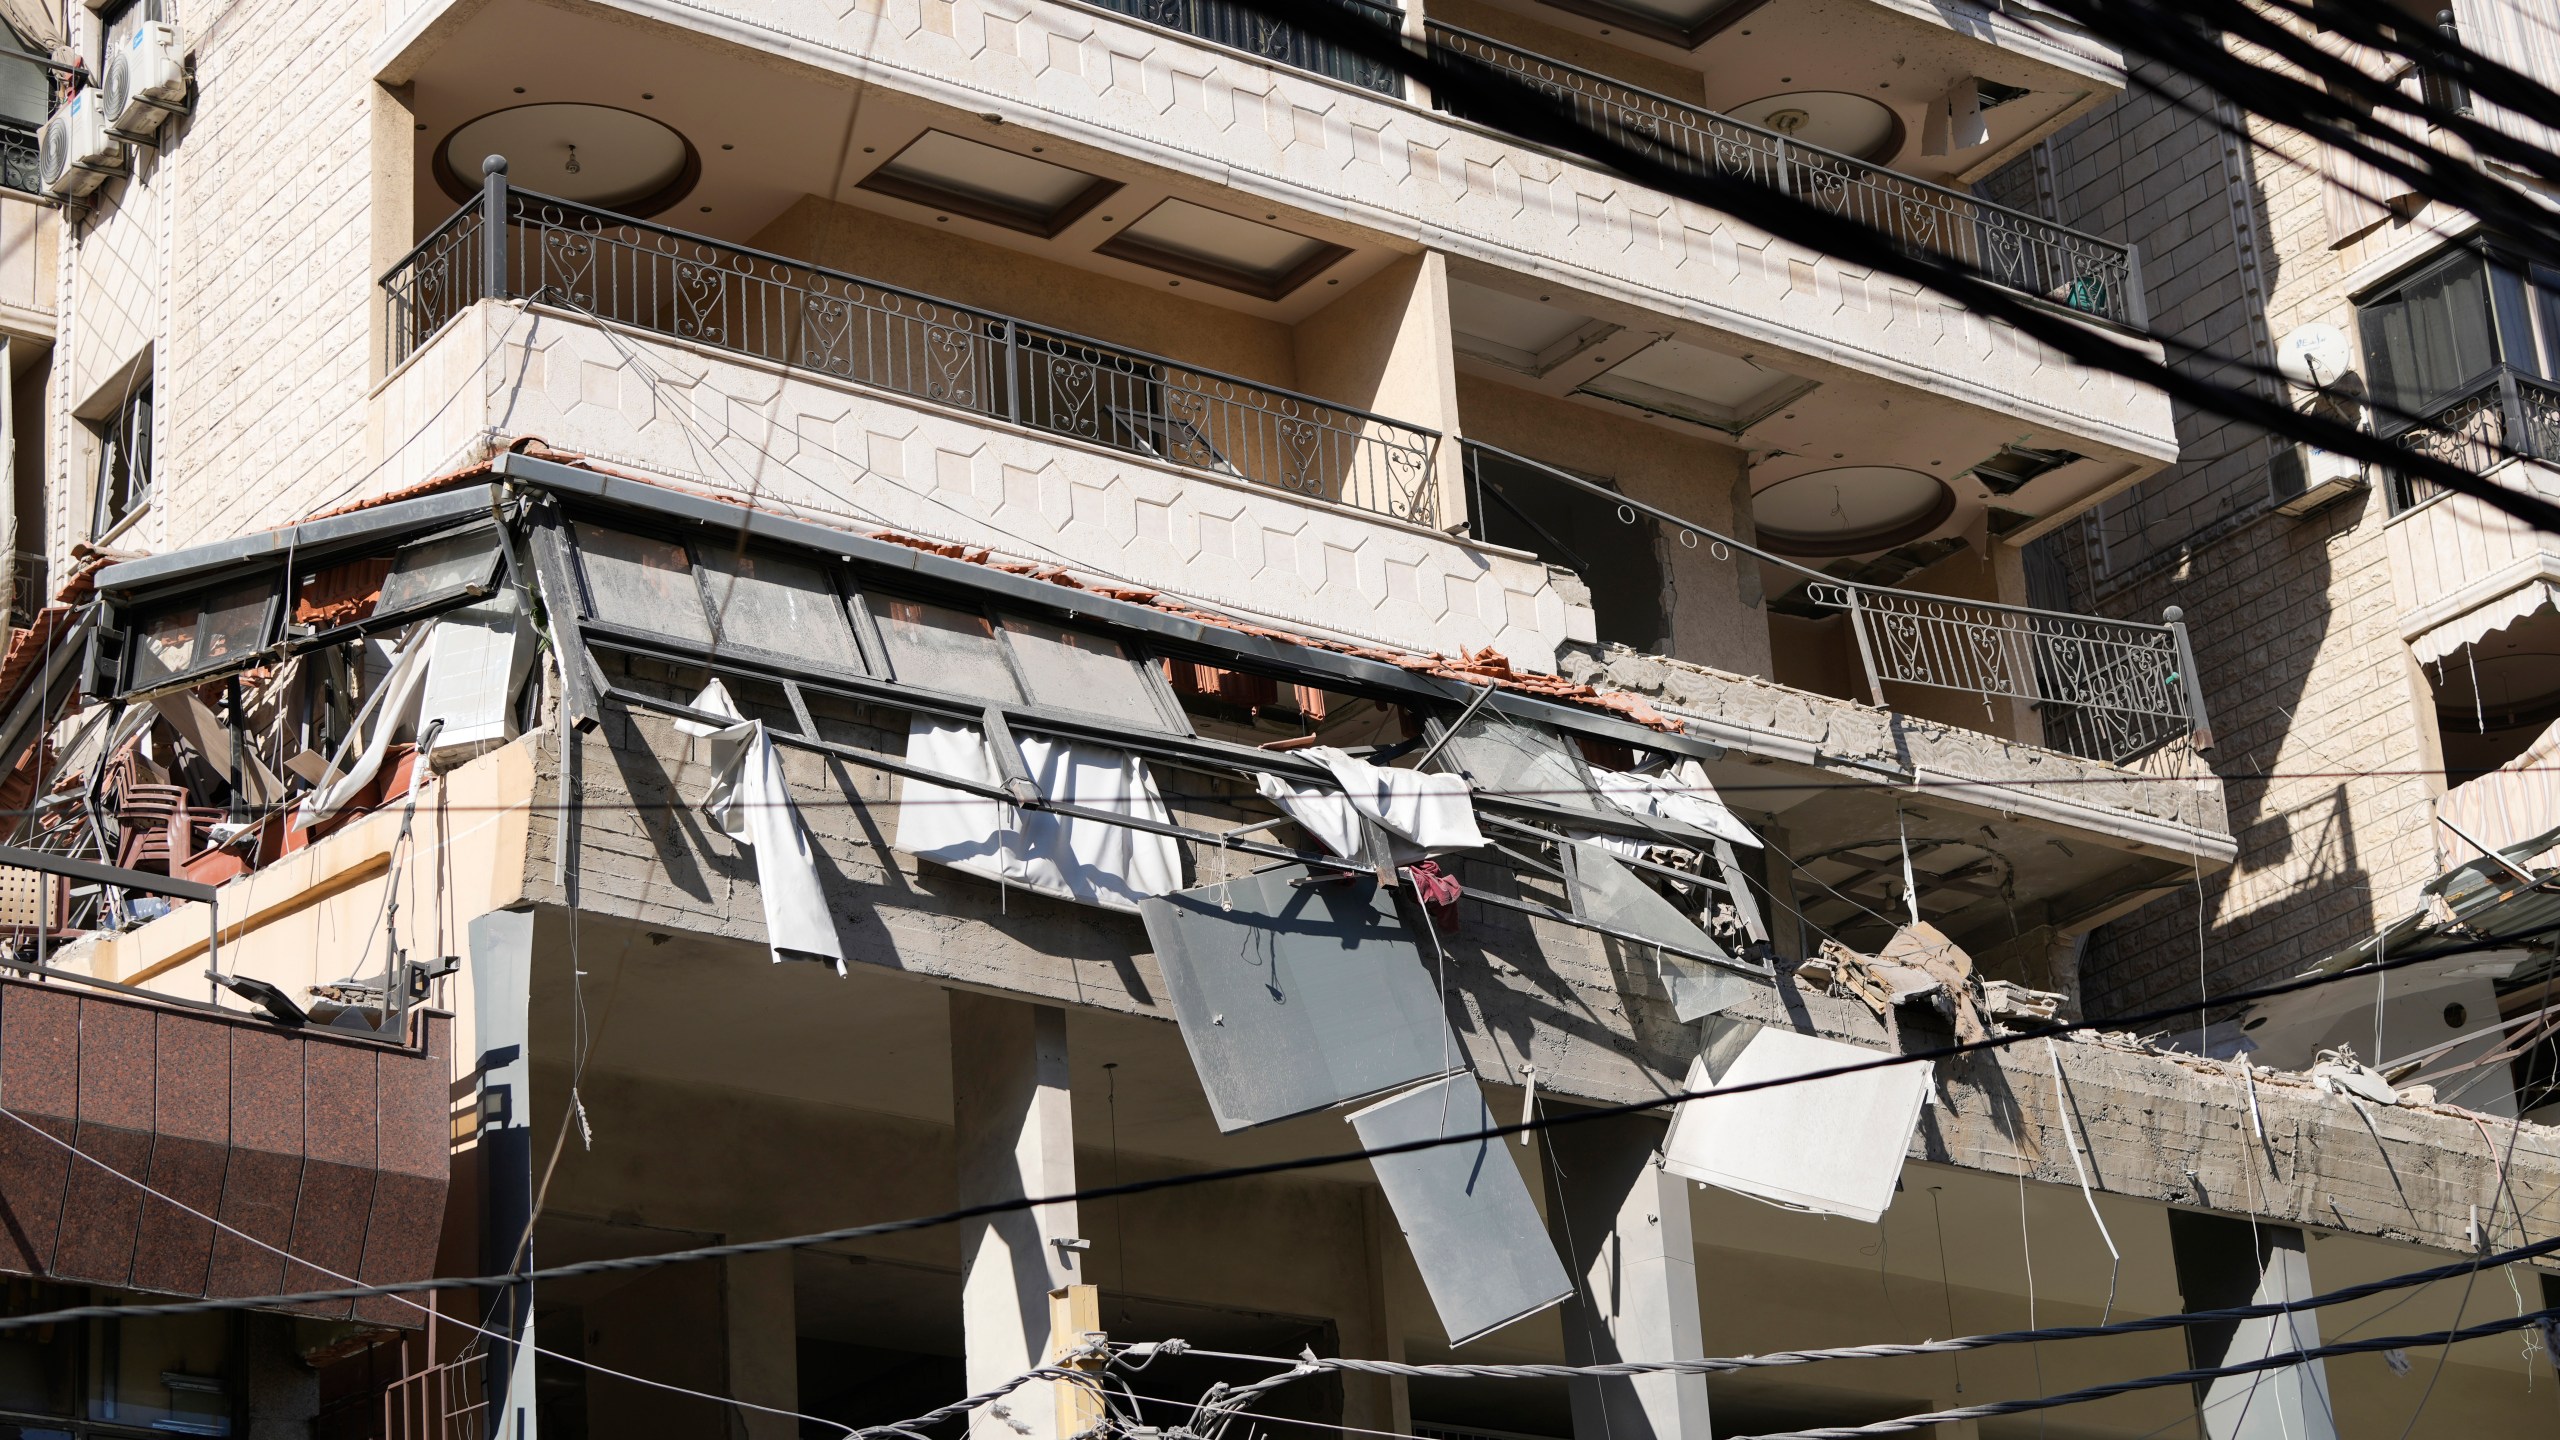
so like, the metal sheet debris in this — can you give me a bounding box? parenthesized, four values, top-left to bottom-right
(1661, 1029, 1931, 1224)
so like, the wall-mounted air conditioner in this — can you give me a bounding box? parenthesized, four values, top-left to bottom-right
(38, 89, 123, 198)
(103, 22, 188, 140)
(2270, 441, 2367, 517)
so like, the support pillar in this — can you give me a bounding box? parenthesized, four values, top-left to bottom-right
(725, 1251, 798, 1440)
(470, 907, 539, 1440)
(2167, 1212, 2339, 1440)
(952, 992, 1083, 1440)
(1543, 1109, 1711, 1440)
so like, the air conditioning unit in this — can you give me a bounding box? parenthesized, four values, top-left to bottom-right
(2270, 441, 2368, 518)
(103, 22, 187, 139)
(38, 89, 123, 198)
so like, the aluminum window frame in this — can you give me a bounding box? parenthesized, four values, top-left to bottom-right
(862, 585, 1194, 737)
(561, 516, 879, 685)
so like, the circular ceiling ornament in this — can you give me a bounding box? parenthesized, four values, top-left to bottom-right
(1751, 465, 1955, 556)
(435, 103, 700, 216)
(1729, 90, 1904, 161)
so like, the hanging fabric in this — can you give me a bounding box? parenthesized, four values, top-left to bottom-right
(679, 681, 848, 973)
(897, 715, 1181, 912)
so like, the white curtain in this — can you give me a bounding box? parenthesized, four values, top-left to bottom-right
(897, 717, 1181, 912)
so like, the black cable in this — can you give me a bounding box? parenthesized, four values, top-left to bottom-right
(1242, 1, 2560, 533)
(0, 923, 2548, 1333)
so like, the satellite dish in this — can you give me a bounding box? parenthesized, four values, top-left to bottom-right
(2277, 323, 2358, 391)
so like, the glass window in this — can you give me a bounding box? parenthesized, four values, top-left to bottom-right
(86, 1308, 230, 1435)
(1433, 709, 1605, 812)
(193, 582, 269, 670)
(999, 616, 1177, 729)
(573, 524, 713, 645)
(126, 580, 270, 689)
(90, 384, 152, 538)
(697, 546, 862, 671)
(867, 596, 1022, 703)
(2362, 253, 2499, 416)
(376, 527, 504, 613)
(129, 605, 198, 688)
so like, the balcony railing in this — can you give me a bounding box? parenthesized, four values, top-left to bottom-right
(385, 176, 1443, 526)
(0, 118, 35, 197)
(2387, 365, 2560, 511)
(9, 551, 43, 629)
(1085, 0, 1406, 95)
(1423, 23, 2142, 328)
(1463, 442, 2212, 764)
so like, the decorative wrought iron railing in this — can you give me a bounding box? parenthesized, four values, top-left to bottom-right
(1423, 23, 2142, 328)
(1085, 0, 1406, 95)
(9, 550, 43, 629)
(0, 119, 35, 197)
(1463, 442, 2212, 764)
(383, 172, 1443, 526)
(2386, 365, 2560, 511)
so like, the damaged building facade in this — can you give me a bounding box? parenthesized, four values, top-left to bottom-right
(0, 1, 2542, 1437)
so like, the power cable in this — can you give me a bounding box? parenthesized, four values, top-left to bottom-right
(1733, 1306, 2560, 1438)
(0, 925, 2548, 1333)
(1236, 0, 2560, 534)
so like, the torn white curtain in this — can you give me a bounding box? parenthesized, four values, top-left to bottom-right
(298, 620, 440, 828)
(1253, 771, 1364, 858)
(1589, 759, 1760, 848)
(1660, 1029, 1930, 1224)
(1305, 746, 1484, 852)
(2411, 581, 2560, 665)
(897, 716, 1181, 912)
(679, 682, 847, 972)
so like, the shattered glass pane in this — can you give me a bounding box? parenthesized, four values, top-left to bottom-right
(574, 524, 713, 645)
(1435, 709, 1604, 812)
(1140, 865, 1456, 1132)
(196, 582, 271, 669)
(699, 546, 863, 672)
(1349, 1074, 1573, 1346)
(1559, 840, 1772, 1013)
(868, 596, 1022, 703)
(376, 527, 503, 613)
(130, 606, 199, 687)
(1000, 616, 1176, 730)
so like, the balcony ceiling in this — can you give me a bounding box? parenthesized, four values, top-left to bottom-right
(1444, 261, 2147, 556)
(400, 0, 1404, 324)
(1466, 0, 2119, 185)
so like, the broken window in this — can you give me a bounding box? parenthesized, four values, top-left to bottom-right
(697, 545, 863, 672)
(375, 525, 506, 613)
(571, 524, 716, 646)
(869, 596, 1023, 704)
(126, 578, 275, 691)
(89, 382, 153, 538)
(1429, 706, 1607, 814)
(998, 616, 1180, 731)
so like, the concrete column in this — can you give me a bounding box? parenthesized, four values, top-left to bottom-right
(470, 907, 540, 1440)
(952, 991, 1083, 1440)
(726, 1250, 799, 1440)
(1543, 1110, 1711, 1440)
(2167, 1212, 2339, 1440)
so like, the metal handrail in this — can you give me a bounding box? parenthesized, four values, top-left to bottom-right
(1462, 440, 2212, 763)
(2385, 364, 2560, 511)
(0, 118, 36, 198)
(1422, 22, 2141, 327)
(383, 179, 1444, 525)
(1083, 0, 1406, 95)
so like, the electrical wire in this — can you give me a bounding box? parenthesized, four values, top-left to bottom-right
(0, 925, 2546, 1334)
(1234, 0, 2560, 535)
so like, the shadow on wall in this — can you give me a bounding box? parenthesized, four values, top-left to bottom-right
(2017, 72, 2366, 1018)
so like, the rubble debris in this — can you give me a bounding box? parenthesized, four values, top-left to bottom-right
(1982, 979, 2064, 1028)
(2310, 1044, 2402, 1106)
(1661, 1027, 1932, 1224)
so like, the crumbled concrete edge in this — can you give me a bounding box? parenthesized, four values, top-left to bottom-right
(1558, 646, 2231, 841)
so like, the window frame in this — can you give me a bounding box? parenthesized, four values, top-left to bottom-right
(863, 586, 1194, 736)
(89, 382, 153, 540)
(562, 518, 877, 683)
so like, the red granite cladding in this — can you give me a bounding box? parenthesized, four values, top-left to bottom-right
(283, 1039, 378, 1319)
(0, 978, 449, 1328)
(355, 1013, 452, 1327)
(205, 1021, 302, 1300)
(53, 997, 156, 1284)
(131, 1011, 229, 1295)
(0, 984, 78, 1274)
